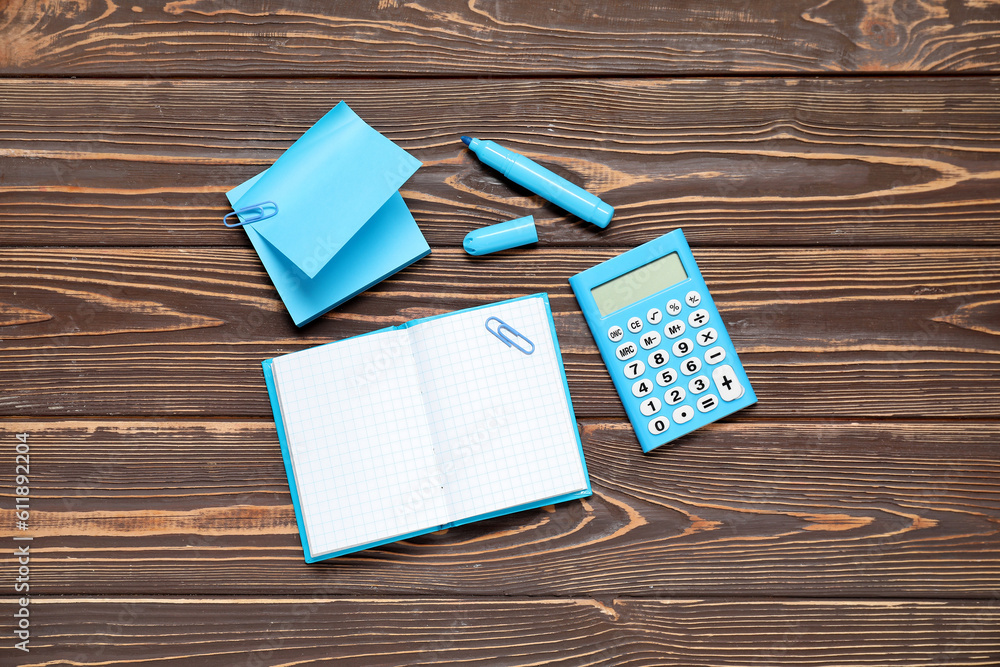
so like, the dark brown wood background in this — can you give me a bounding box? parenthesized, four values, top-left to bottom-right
(2, 1, 999, 665)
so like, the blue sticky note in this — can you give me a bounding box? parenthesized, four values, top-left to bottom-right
(233, 102, 421, 279)
(226, 103, 430, 326)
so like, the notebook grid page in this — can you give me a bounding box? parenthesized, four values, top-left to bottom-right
(409, 296, 587, 521)
(271, 328, 450, 557)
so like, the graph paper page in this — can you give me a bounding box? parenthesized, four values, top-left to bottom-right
(271, 328, 451, 558)
(409, 296, 588, 521)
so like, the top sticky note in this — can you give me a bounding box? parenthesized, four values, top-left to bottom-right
(233, 102, 422, 279)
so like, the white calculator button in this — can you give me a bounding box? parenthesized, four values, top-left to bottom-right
(639, 397, 662, 416)
(639, 331, 661, 350)
(665, 386, 686, 405)
(623, 360, 645, 379)
(631, 378, 654, 398)
(685, 290, 702, 307)
(688, 375, 710, 394)
(615, 341, 638, 361)
(712, 364, 745, 402)
(647, 349, 669, 368)
(673, 405, 694, 424)
(627, 316, 643, 334)
(647, 308, 662, 325)
(704, 346, 727, 365)
(696, 327, 718, 347)
(655, 368, 677, 387)
(688, 308, 710, 328)
(648, 416, 669, 435)
(666, 299, 682, 316)
(672, 338, 693, 357)
(608, 325, 625, 343)
(680, 357, 702, 376)
(697, 394, 719, 413)
(664, 319, 686, 339)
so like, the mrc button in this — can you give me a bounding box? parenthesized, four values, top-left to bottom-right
(616, 341, 638, 361)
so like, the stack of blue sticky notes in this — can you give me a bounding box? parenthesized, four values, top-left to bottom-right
(226, 102, 430, 327)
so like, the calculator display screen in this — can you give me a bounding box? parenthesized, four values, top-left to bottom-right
(591, 253, 687, 317)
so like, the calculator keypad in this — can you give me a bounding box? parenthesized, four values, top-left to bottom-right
(609, 293, 747, 440)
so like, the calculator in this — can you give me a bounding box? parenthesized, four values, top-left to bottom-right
(569, 229, 756, 452)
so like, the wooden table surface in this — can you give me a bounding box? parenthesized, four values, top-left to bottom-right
(2, 1, 1000, 665)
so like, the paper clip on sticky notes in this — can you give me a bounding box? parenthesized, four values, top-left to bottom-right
(223, 201, 278, 228)
(485, 316, 535, 355)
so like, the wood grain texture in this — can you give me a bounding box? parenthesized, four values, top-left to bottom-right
(1, 247, 997, 418)
(2, 0, 1000, 76)
(2, 78, 1000, 247)
(2, 597, 997, 666)
(1, 419, 996, 596)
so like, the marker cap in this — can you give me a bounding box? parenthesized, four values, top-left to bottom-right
(463, 216, 538, 256)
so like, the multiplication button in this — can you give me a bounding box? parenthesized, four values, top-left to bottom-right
(696, 327, 718, 346)
(608, 325, 625, 342)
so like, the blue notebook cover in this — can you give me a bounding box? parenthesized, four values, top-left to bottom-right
(261, 293, 591, 562)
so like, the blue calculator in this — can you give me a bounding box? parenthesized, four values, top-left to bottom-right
(569, 229, 756, 452)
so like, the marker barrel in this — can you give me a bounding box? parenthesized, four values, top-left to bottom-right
(467, 138, 613, 228)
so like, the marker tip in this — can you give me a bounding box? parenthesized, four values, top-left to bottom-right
(460, 136, 472, 146)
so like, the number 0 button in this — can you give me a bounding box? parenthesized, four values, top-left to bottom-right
(648, 416, 669, 435)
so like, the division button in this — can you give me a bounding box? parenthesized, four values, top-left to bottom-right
(687, 308, 710, 328)
(704, 346, 727, 365)
(672, 405, 694, 424)
(608, 325, 625, 342)
(685, 290, 702, 307)
(711, 364, 745, 402)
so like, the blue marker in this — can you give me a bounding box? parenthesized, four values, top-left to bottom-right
(462, 136, 614, 228)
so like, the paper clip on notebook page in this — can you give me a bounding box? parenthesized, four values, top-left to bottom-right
(485, 316, 535, 355)
(223, 201, 278, 227)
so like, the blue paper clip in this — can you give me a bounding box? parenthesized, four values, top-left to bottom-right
(223, 201, 278, 228)
(485, 316, 535, 355)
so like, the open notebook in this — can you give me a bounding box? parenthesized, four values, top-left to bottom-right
(262, 294, 591, 562)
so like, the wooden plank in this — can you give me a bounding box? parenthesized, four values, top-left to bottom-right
(1, 420, 997, 596)
(2, 0, 1000, 76)
(1, 247, 998, 418)
(2, 78, 1000, 247)
(3, 597, 999, 666)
